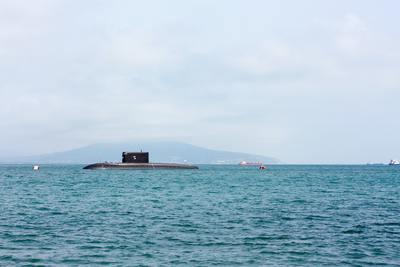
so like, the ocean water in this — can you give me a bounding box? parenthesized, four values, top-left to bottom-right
(0, 165, 399, 266)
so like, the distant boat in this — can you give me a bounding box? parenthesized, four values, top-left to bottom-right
(239, 161, 263, 166)
(33, 165, 40, 171)
(389, 159, 400, 165)
(259, 165, 267, 170)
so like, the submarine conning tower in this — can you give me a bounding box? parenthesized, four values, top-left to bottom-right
(122, 152, 149, 163)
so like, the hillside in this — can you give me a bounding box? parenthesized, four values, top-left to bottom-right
(4, 141, 279, 164)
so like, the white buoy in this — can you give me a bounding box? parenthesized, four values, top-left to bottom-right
(33, 165, 40, 171)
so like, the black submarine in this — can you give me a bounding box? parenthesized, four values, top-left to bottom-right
(83, 151, 199, 170)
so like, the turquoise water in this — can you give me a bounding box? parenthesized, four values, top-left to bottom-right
(0, 165, 399, 266)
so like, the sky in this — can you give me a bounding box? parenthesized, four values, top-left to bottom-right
(0, 0, 399, 163)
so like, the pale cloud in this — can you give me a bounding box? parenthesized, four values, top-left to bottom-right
(104, 33, 181, 70)
(335, 14, 369, 54)
(232, 41, 303, 76)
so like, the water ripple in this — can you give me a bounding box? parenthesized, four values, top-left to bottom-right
(0, 164, 399, 265)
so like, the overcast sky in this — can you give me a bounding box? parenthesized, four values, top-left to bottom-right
(1, 0, 399, 163)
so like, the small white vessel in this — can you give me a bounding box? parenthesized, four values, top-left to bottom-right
(33, 165, 40, 171)
(389, 159, 400, 165)
(239, 161, 263, 166)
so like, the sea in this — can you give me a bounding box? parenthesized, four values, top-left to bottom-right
(0, 164, 399, 266)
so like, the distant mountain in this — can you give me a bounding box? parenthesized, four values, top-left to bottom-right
(4, 141, 279, 164)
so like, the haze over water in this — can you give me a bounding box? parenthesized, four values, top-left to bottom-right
(1, 165, 399, 266)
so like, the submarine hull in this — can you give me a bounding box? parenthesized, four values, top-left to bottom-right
(83, 162, 199, 170)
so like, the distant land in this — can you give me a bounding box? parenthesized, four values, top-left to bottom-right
(2, 141, 279, 164)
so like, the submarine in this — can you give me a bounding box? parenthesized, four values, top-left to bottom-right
(83, 152, 199, 170)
